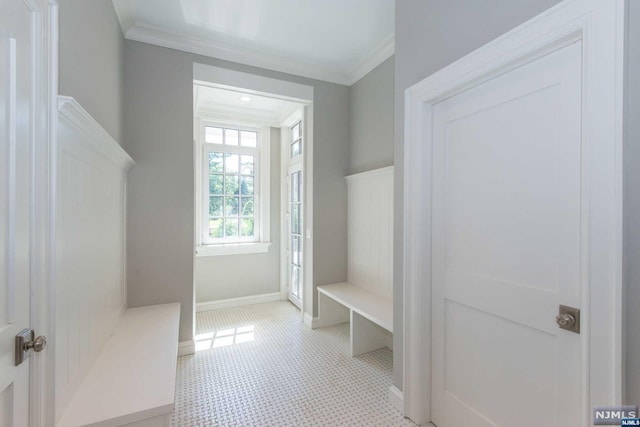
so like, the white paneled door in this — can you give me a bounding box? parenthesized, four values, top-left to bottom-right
(1, 1, 52, 425)
(431, 41, 582, 427)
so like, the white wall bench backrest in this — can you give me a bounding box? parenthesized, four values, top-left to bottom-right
(56, 97, 134, 417)
(316, 166, 393, 357)
(345, 166, 394, 299)
(56, 98, 180, 427)
(56, 303, 180, 427)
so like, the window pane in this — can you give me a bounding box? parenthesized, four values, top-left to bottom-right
(224, 175, 239, 195)
(209, 196, 223, 217)
(209, 174, 223, 195)
(240, 155, 254, 175)
(205, 127, 223, 144)
(291, 123, 300, 140)
(225, 196, 239, 216)
(225, 218, 239, 237)
(291, 236, 299, 265)
(224, 153, 239, 174)
(225, 129, 239, 146)
(291, 172, 298, 202)
(291, 205, 299, 234)
(240, 197, 254, 216)
(209, 218, 224, 238)
(291, 141, 301, 158)
(241, 218, 254, 237)
(241, 177, 254, 195)
(241, 131, 257, 147)
(290, 266, 299, 298)
(208, 152, 223, 173)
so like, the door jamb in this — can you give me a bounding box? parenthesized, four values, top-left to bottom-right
(29, 0, 58, 425)
(402, 0, 626, 424)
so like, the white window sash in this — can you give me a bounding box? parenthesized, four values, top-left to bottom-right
(198, 121, 270, 250)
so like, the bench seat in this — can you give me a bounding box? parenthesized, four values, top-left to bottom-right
(57, 303, 180, 427)
(317, 283, 392, 356)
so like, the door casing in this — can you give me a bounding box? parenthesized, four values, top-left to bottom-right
(402, 0, 626, 424)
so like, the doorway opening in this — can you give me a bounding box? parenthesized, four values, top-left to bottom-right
(192, 64, 313, 337)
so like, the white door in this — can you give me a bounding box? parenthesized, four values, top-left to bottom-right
(431, 41, 582, 427)
(1, 1, 50, 425)
(287, 120, 303, 308)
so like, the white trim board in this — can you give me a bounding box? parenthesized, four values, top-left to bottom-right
(303, 313, 318, 329)
(194, 63, 314, 104)
(402, 0, 625, 425)
(58, 96, 135, 171)
(178, 340, 196, 356)
(388, 385, 404, 415)
(196, 292, 282, 312)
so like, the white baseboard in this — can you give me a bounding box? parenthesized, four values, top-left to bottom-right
(178, 340, 195, 356)
(303, 312, 319, 329)
(196, 292, 281, 312)
(388, 385, 404, 415)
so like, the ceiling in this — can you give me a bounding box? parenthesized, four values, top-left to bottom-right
(194, 84, 302, 126)
(112, 0, 395, 86)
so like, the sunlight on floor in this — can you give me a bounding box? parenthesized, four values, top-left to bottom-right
(195, 325, 255, 351)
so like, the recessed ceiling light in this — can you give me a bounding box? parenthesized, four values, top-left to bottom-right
(240, 96, 251, 102)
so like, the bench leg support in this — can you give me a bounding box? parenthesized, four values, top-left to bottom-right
(351, 311, 392, 357)
(316, 291, 350, 329)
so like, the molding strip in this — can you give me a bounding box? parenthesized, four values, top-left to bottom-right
(196, 292, 282, 312)
(388, 385, 404, 415)
(178, 340, 196, 357)
(58, 96, 135, 171)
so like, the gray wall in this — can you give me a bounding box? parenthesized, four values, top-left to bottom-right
(195, 128, 282, 303)
(123, 40, 349, 341)
(349, 56, 394, 175)
(625, 0, 640, 407)
(58, 0, 123, 143)
(393, 0, 562, 389)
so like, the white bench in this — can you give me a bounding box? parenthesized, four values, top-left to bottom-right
(317, 283, 392, 357)
(57, 303, 180, 427)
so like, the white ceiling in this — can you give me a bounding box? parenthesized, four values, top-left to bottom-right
(194, 84, 302, 126)
(112, 0, 395, 86)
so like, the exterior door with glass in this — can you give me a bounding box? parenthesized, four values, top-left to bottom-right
(287, 120, 303, 308)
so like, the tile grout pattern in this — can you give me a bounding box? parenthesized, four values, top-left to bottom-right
(171, 301, 415, 426)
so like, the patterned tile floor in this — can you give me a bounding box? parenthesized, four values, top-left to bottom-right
(171, 301, 416, 427)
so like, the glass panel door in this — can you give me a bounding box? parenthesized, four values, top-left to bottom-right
(288, 168, 303, 307)
(287, 118, 303, 308)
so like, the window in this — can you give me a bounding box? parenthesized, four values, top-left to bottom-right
(198, 121, 270, 254)
(290, 120, 302, 159)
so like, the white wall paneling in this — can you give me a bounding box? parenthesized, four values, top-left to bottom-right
(345, 166, 394, 299)
(55, 96, 134, 420)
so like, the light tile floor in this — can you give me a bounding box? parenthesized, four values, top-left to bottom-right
(171, 301, 415, 426)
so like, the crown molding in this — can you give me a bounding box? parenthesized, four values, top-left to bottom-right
(111, 0, 136, 36)
(124, 23, 354, 86)
(347, 34, 395, 84)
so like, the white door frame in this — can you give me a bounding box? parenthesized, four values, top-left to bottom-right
(402, 0, 626, 424)
(280, 108, 306, 309)
(28, 0, 58, 425)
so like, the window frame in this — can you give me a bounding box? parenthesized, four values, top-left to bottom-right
(196, 119, 271, 256)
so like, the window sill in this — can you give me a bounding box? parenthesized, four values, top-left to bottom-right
(196, 242, 271, 257)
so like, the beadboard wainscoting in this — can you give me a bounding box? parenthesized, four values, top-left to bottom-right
(345, 166, 393, 298)
(55, 97, 134, 420)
